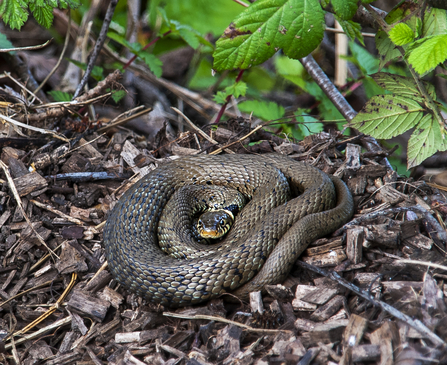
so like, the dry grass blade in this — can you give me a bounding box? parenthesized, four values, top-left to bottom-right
(8, 273, 77, 339)
(0, 113, 69, 142)
(163, 312, 292, 334)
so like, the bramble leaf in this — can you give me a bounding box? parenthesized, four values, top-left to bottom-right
(407, 34, 447, 75)
(422, 7, 447, 37)
(349, 94, 424, 139)
(376, 31, 402, 69)
(111, 90, 127, 103)
(238, 100, 285, 120)
(213, 82, 247, 104)
(371, 72, 436, 101)
(331, 0, 357, 20)
(48, 90, 72, 102)
(0, 0, 28, 30)
(389, 23, 414, 45)
(213, 0, 325, 71)
(139, 52, 163, 77)
(29, 1, 53, 29)
(407, 114, 447, 168)
(294, 110, 323, 137)
(335, 17, 364, 45)
(0, 33, 14, 52)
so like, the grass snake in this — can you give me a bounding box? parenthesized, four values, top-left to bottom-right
(103, 154, 354, 307)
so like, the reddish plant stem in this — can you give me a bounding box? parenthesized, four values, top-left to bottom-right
(123, 30, 172, 70)
(213, 69, 245, 124)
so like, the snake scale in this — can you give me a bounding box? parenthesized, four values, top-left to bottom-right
(103, 154, 354, 307)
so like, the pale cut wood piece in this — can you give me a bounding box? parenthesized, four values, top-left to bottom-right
(0, 210, 11, 229)
(67, 290, 110, 322)
(370, 321, 400, 365)
(57, 331, 81, 355)
(347, 175, 367, 195)
(249, 291, 264, 314)
(120, 140, 153, 177)
(335, 19, 348, 87)
(99, 286, 124, 309)
(305, 238, 343, 256)
(310, 295, 344, 322)
(339, 314, 369, 365)
(13, 171, 48, 196)
(351, 344, 381, 362)
(171, 145, 199, 155)
(345, 143, 361, 169)
(354, 272, 382, 292)
(295, 285, 318, 299)
(346, 227, 364, 264)
(382, 281, 423, 295)
(303, 320, 349, 346)
(293, 286, 319, 311)
(326, 308, 347, 321)
(78, 137, 103, 158)
(302, 248, 347, 267)
(365, 223, 401, 248)
(292, 299, 318, 311)
(404, 233, 433, 250)
(294, 318, 317, 332)
(301, 287, 338, 305)
(115, 331, 142, 343)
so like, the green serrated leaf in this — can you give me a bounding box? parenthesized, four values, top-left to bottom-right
(214, 91, 228, 104)
(229, 82, 247, 98)
(422, 7, 447, 37)
(331, 0, 358, 20)
(408, 34, 447, 75)
(238, 100, 285, 120)
(274, 55, 306, 89)
(66, 59, 104, 81)
(389, 23, 415, 46)
(213, 0, 325, 72)
(111, 90, 127, 103)
(139, 52, 163, 77)
(29, 2, 54, 28)
(58, 0, 81, 9)
(213, 82, 247, 103)
(371, 72, 436, 101)
(1, 0, 28, 30)
(107, 32, 139, 53)
(335, 17, 364, 45)
(178, 28, 200, 49)
(0, 33, 15, 52)
(376, 30, 402, 69)
(407, 114, 447, 168)
(348, 41, 379, 75)
(48, 90, 72, 102)
(349, 94, 424, 139)
(294, 110, 323, 137)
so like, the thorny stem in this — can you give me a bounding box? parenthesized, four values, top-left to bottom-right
(213, 69, 245, 124)
(364, 4, 446, 138)
(123, 30, 172, 70)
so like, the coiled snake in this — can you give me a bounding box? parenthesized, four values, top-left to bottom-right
(103, 154, 353, 307)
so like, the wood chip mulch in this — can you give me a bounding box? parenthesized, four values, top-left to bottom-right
(1, 107, 447, 364)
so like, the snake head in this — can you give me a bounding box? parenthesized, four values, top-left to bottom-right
(197, 209, 234, 239)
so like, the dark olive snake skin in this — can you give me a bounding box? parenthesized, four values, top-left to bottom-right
(103, 154, 354, 307)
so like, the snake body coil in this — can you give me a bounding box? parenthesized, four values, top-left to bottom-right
(104, 154, 353, 307)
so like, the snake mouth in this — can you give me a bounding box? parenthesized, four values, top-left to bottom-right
(197, 209, 234, 239)
(199, 229, 224, 239)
